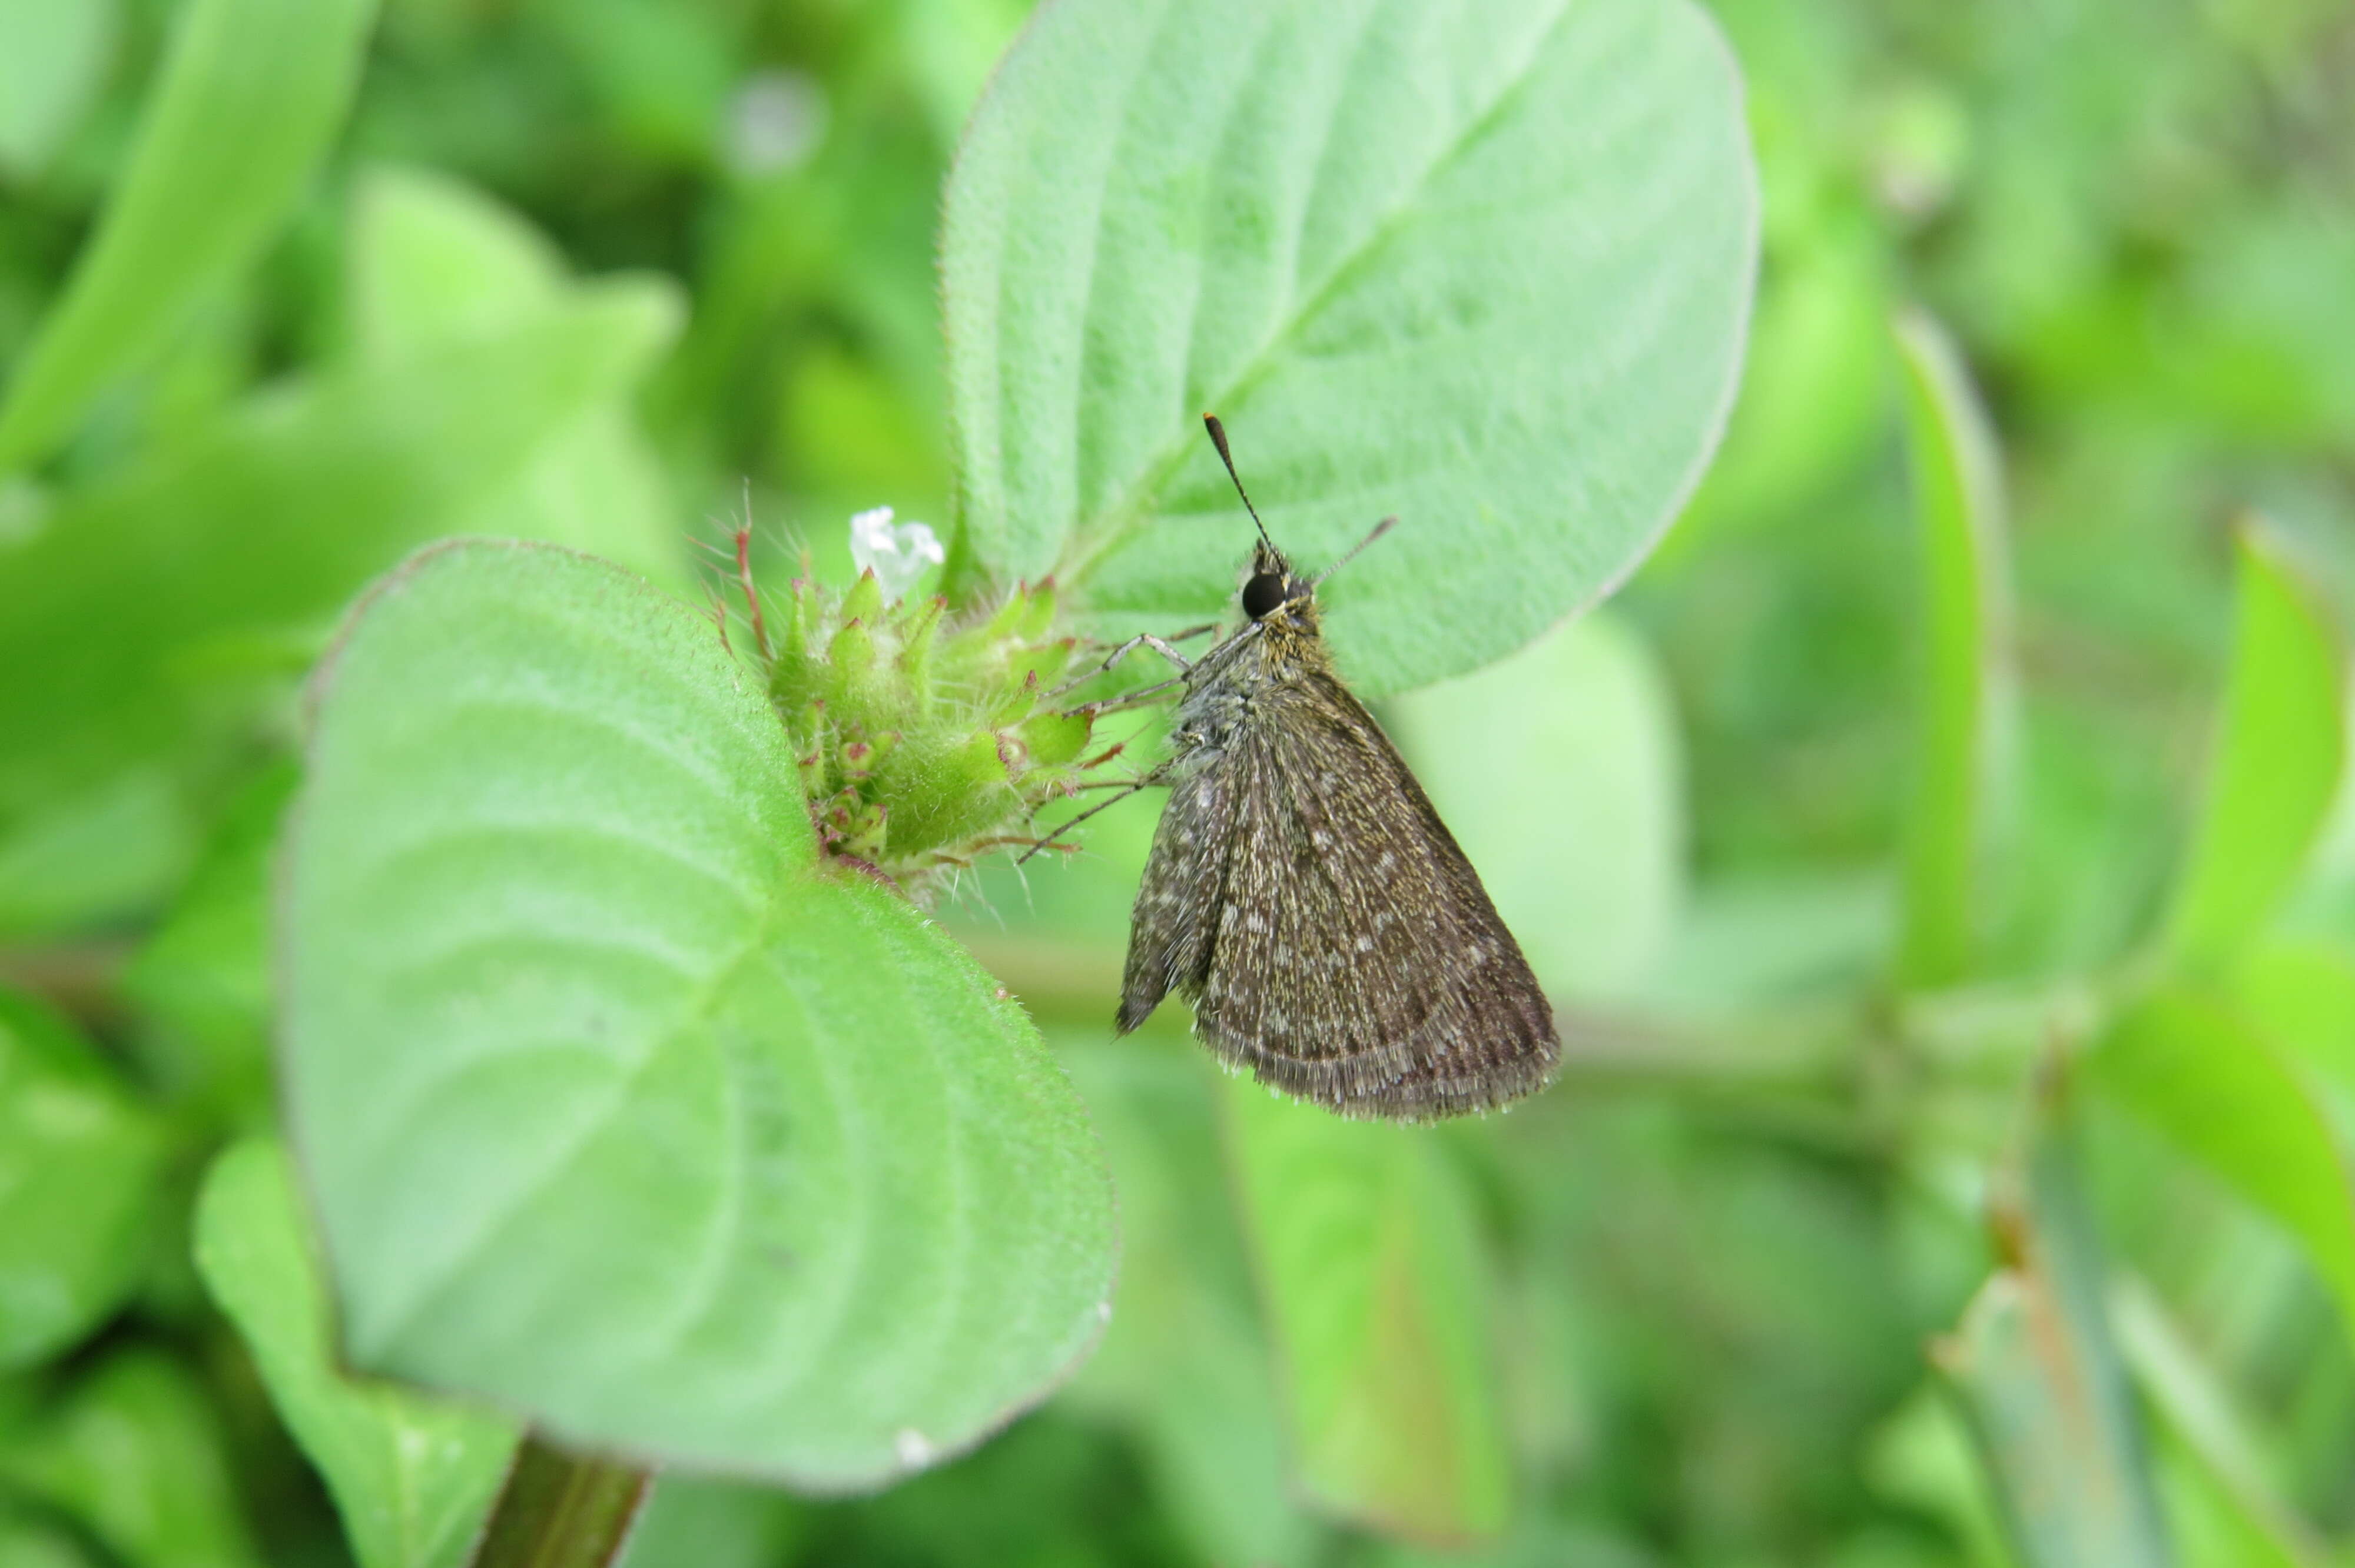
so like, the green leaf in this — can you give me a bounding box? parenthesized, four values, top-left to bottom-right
(1664, 211, 1889, 553)
(2090, 985, 2355, 1341)
(537, 0, 734, 167)
(0, 988, 167, 1370)
(0, 768, 193, 938)
(1656, 868, 1892, 1008)
(942, 0, 1757, 696)
(0, 0, 379, 476)
(0, 1350, 264, 1568)
(1860, 1390, 2015, 1568)
(0, 280, 681, 826)
(346, 165, 574, 354)
(1933, 1121, 2175, 1568)
(0, 1511, 103, 1568)
(0, 0, 118, 180)
(2111, 1276, 2327, 1568)
(2162, 527, 2346, 969)
(281, 540, 1117, 1485)
(894, 0, 1031, 151)
(1389, 609, 1684, 1001)
(1222, 1078, 1510, 1546)
(1064, 1044, 1322, 1568)
(2233, 938, 2355, 1121)
(2156, 1440, 2309, 1568)
(121, 765, 297, 1125)
(343, 165, 686, 589)
(193, 1138, 519, 1568)
(1891, 307, 2013, 989)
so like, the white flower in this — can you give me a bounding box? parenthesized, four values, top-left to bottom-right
(847, 506, 944, 602)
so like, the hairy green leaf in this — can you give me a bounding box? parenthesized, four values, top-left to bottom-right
(0, 988, 167, 1370)
(2091, 985, 2355, 1341)
(0, 0, 378, 476)
(943, 0, 1756, 695)
(1390, 609, 1684, 1001)
(194, 1138, 518, 1568)
(1892, 307, 2013, 989)
(2164, 527, 2345, 969)
(282, 540, 1116, 1484)
(1223, 1080, 1510, 1546)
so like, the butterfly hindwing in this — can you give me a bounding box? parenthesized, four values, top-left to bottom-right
(1119, 657, 1558, 1119)
(1117, 764, 1231, 1033)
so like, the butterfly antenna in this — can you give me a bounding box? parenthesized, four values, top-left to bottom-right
(1203, 414, 1276, 554)
(1313, 514, 1398, 587)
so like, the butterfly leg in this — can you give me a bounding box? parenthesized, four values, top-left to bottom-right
(951, 833, 1082, 858)
(1014, 767, 1167, 866)
(1068, 676, 1188, 716)
(1047, 625, 1213, 700)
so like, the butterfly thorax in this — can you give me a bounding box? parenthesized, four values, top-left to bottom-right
(1165, 557, 1328, 778)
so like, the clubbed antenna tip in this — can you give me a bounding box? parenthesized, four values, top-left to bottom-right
(1202, 413, 1274, 552)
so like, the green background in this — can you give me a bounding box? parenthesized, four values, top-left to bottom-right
(2, 0, 2354, 1565)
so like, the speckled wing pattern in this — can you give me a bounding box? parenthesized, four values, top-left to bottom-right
(1117, 650, 1560, 1121)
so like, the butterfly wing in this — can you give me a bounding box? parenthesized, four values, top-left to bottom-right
(1116, 755, 1233, 1034)
(1119, 657, 1558, 1120)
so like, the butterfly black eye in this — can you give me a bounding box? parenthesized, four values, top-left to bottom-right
(1241, 572, 1287, 619)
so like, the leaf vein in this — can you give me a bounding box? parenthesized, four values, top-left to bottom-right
(1060, 0, 1583, 576)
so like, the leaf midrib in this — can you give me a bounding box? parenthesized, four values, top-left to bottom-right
(360, 848, 805, 1370)
(1054, 0, 1584, 586)
(361, 866, 1004, 1454)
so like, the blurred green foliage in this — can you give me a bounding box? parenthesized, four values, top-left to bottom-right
(1, 0, 2353, 1565)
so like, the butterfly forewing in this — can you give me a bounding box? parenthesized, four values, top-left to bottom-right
(1118, 639, 1559, 1120)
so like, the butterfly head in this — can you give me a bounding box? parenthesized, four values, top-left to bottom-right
(1240, 540, 1313, 623)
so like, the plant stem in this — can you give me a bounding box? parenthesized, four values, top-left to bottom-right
(469, 1434, 652, 1568)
